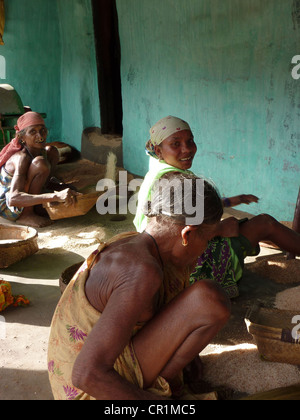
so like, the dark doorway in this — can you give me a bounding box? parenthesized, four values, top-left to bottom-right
(92, 0, 123, 135)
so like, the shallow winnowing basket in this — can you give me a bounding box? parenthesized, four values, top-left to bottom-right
(245, 304, 300, 365)
(0, 224, 38, 268)
(43, 191, 102, 220)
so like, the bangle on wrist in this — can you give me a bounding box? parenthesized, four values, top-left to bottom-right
(223, 197, 231, 208)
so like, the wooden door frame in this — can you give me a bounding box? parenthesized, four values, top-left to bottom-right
(92, 0, 123, 135)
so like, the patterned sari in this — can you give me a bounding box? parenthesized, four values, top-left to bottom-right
(0, 166, 23, 220)
(48, 232, 191, 400)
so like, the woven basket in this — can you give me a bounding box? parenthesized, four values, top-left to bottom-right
(59, 261, 84, 294)
(245, 305, 300, 365)
(0, 224, 38, 268)
(43, 192, 102, 220)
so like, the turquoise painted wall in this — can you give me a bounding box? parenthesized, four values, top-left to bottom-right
(1, 0, 61, 139)
(0, 0, 100, 150)
(57, 0, 100, 149)
(117, 0, 300, 221)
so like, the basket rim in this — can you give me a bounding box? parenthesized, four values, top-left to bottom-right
(245, 305, 299, 325)
(245, 305, 300, 346)
(0, 224, 38, 248)
(247, 322, 282, 335)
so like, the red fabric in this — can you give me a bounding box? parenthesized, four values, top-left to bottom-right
(14, 111, 45, 132)
(0, 137, 22, 168)
(0, 112, 45, 168)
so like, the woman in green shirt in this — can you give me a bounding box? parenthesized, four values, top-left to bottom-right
(134, 116, 300, 298)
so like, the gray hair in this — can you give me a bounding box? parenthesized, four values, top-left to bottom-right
(144, 172, 223, 227)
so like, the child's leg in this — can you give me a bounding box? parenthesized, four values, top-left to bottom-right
(239, 214, 300, 256)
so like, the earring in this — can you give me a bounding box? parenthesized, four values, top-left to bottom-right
(182, 239, 188, 247)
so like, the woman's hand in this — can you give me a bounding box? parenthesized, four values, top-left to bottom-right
(239, 194, 259, 205)
(224, 194, 259, 207)
(55, 188, 80, 206)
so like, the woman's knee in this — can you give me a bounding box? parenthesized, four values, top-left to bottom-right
(27, 157, 51, 188)
(239, 213, 279, 246)
(255, 213, 277, 225)
(31, 156, 51, 176)
(46, 145, 59, 165)
(253, 213, 278, 233)
(188, 280, 231, 327)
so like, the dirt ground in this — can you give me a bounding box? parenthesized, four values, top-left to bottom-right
(0, 208, 136, 400)
(0, 160, 299, 400)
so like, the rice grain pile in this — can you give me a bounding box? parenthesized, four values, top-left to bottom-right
(53, 159, 107, 191)
(247, 255, 300, 284)
(53, 158, 134, 192)
(37, 224, 105, 252)
(201, 344, 300, 395)
(275, 285, 300, 312)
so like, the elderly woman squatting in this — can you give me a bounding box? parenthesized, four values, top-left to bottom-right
(48, 173, 230, 400)
(0, 112, 78, 227)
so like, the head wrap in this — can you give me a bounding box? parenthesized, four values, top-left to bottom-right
(0, 112, 46, 168)
(14, 111, 45, 133)
(145, 116, 191, 159)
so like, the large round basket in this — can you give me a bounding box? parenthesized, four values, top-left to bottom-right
(0, 224, 38, 268)
(59, 261, 84, 294)
(245, 305, 300, 365)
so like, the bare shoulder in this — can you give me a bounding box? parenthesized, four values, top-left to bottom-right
(110, 236, 163, 286)
(5, 150, 30, 175)
(86, 235, 164, 313)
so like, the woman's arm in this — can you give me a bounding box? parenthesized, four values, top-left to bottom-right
(72, 261, 166, 400)
(223, 194, 259, 208)
(8, 154, 77, 208)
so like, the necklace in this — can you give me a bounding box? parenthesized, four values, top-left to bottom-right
(144, 231, 164, 269)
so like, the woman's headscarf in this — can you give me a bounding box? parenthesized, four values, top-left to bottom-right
(0, 111, 46, 168)
(145, 116, 191, 159)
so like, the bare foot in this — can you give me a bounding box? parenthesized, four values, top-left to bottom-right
(16, 213, 53, 228)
